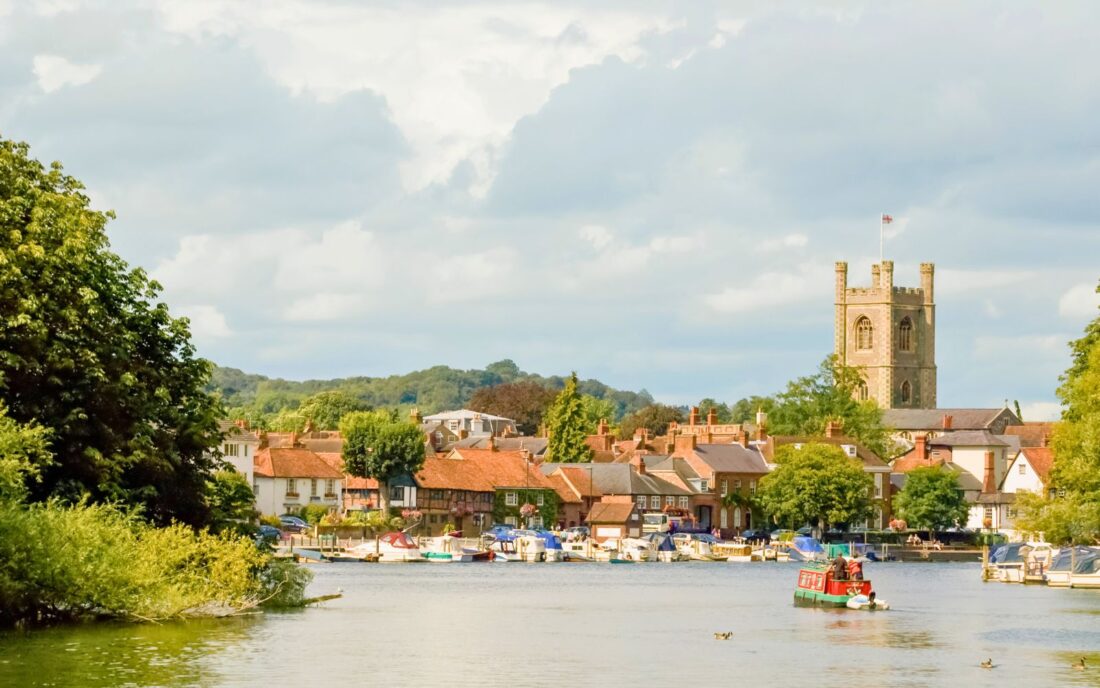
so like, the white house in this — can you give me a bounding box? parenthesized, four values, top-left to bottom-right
(253, 446, 344, 517)
(421, 409, 517, 438)
(1002, 447, 1054, 497)
(215, 420, 260, 485)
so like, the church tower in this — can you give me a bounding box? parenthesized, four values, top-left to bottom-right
(834, 260, 936, 409)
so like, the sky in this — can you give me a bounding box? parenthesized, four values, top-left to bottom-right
(3, 1, 1099, 419)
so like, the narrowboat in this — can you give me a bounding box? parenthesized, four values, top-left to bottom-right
(793, 563, 872, 607)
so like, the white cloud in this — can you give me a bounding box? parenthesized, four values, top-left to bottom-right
(579, 224, 613, 251)
(705, 262, 830, 314)
(1058, 282, 1100, 320)
(284, 293, 365, 322)
(937, 268, 1034, 295)
(429, 248, 518, 304)
(177, 304, 232, 339)
(973, 334, 1065, 357)
(1019, 401, 1062, 421)
(758, 233, 808, 252)
(32, 54, 102, 92)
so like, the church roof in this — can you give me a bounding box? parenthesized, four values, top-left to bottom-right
(883, 408, 1018, 431)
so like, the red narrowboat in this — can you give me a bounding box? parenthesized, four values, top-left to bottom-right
(793, 564, 872, 607)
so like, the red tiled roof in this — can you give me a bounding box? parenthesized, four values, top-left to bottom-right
(546, 473, 582, 504)
(415, 456, 494, 492)
(254, 447, 344, 479)
(315, 452, 378, 490)
(586, 501, 635, 524)
(892, 449, 945, 473)
(1004, 422, 1057, 448)
(1020, 447, 1054, 484)
(557, 466, 604, 498)
(449, 449, 557, 490)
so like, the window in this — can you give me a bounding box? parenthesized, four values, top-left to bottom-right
(285, 479, 297, 496)
(223, 443, 240, 457)
(537, 492, 545, 506)
(678, 496, 689, 509)
(855, 316, 873, 350)
(843, 445, 857, 457)
(733, 479, 742, 491)
(700, 480, 709, 492)
(666, 496, 675, 507)
(899, 317, 913, 351)
(720, 508, 728, 528)
(857, 381, 869, 401)
(900, 380, 912, 405)
(1018, 463, 1027, 475)
(734, 507, 742, 528)
(636, 495, 647, 508)
(447, 420, 460, 431)
(311, 479, 318, 497)
(749, 480, 756, 496)
(874, 474, 883, 499)
(650, 496, 660, 509)
(325, 479, 336, 495)
(505, 492, 518, 506)
(430, 490, 444, 500)
(390, 485, 404, 502)
(720, 480, 728, 496)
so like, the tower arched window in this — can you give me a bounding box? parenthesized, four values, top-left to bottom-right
(855, 317, 873, 350)
(900, 380, 912, 405)
(899, 317, 913, 352)
(857, 381, 869, 401)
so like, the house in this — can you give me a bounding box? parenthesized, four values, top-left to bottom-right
(453, 435, 548, 458)
(422, 409, 517, 438)
(1002, 422, 1057, 449)
(421, 422, 461, 453)
(542, 458, 694, 528)
(586, 497, 642, 542)
(759, 422, 894, 529)
(669, 433, 771, 537)
(882, 407, 1022, 446)
(544, 472, 585, 528)
(893, 430, 1013, 531)
(1002, 447, 1055, 497)
(253, 446, 344, 517)
(215, 420, 260, 485)
(314, 452, 380, 512)
(444, 442, 559, 529)
(412, 455, 495, 534)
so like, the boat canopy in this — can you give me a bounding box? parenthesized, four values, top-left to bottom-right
(643, 532, 678, 552)
(990, 543, 1028, 564)
(534, 530, 563, 550)
(1048, 546, 1095, 572)
(1072, 549, 1100, 574)
(380, 532, 418, 549)
(793, 536, 824, 554)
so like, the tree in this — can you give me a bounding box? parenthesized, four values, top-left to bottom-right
(0, 405, 51, 503)
(1017, 280, 1100, 544)
(468, 381, 556, 435)
(340, 411, 426, 512)
(545, 373, 593, 463)
(0, 138, 223, 527)
(757, 443, 873, 532)
(729, 396, 777, 424)
(618, 404, 685, 440)
(297, 391, 370, 430)
(697, 399, 731, 424)
(894, 466, 969, 533)
(579, 395, 616, 434)
(767, 356, 892, 458)
(206, 470, 259, 536)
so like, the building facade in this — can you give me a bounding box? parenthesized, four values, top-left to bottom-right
(835, 260, 936, 409)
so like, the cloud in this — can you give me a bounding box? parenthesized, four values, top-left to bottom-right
(177, 305, 232, 340)
(32, 54, 101, 92)
(1058, 282, 1100, 320)
(1019, 401, 1062, 422)
(579, 224, 613, 251)
(284, 293, 366, 322)
(758, 233, 809, 252)
(705, 262, 831, 314)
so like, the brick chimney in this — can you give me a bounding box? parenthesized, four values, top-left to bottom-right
(630, 453, 646, 476)
(915, 434, 928, 463)
(942, 414, 953, 431)
(689, 406, 700, 426)
(257, 429, 268, 449)
(825, 420, 842, 438)
(597, 419, 609, 436)
(1040, 432, 1049, 448)
(738, 433, 749, 448)
(755, 409, 768, 441)
(981, 450, 996, 494)
(674, 433, 697, 456)
(706, 408, 717, 426)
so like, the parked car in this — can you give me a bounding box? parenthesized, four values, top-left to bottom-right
(796, 526, 814, 536)
(257, 525, 282, 542)
(279, 515, 310, 533)
(740, 529, 770, 543)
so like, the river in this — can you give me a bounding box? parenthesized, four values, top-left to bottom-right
(1, 562, 1098, 687)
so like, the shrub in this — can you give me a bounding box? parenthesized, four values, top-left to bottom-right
(299, 504, 329, 525)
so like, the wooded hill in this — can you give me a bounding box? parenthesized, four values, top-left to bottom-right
(208, 359, 655, 422)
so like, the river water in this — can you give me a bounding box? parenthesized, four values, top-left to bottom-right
(1, 562, 1099, 687)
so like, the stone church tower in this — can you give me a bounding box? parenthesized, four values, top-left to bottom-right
(834, 260, 936, 409)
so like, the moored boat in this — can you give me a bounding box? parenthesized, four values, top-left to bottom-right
(793, 563, 873, 607)
(1068, 548, 1100, 588)
(423, 535, 475, 562)
(347, 532, 425, 562)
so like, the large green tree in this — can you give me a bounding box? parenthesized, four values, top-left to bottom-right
(468, 381, 556, 435)
(0, 138, 222, 526)
(767, 356, 892, 458)
(1017, 280, 1100, 544)
(757, 443, 873, 532)
(545, 372, 593, 462)
(206, 470, 259, 537)
(618, 403, 685, 440)
(894, 466, 969, 532)
(340, 411, 426, 511)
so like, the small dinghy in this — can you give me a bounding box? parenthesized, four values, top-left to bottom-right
(845, 593, 889, 611)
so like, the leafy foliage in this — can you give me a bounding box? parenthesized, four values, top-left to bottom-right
(697, 398, 732, 423)
(0, 405, 51, 502)
(617, 404, 685, 440)
(340, 411, 426, 510)
(1017, 280, 1100, 544)
(894, 466, 969, 531)
(545, 373, 593, 463)
(206, 470, 258, 537)
(468, 381, 557, 435)
(0, 138, 223, 527)
(579, 395, 616, 434)
(757, 443, 873, 530)
(766, 356, 891, 458)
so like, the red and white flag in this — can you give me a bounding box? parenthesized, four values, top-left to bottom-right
(881, 213, 893, 224)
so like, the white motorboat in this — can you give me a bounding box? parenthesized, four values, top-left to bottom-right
(619, 537, 656, 562)
(347, 532, 424, 562)
(423, 535, 475, 562)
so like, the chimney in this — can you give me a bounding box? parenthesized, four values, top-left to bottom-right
(739, 433, 749, 448)
(755, 409, 768, 441)
(825, 420, 842, 438)
(630, 453, 646, 476)
(915, 434, 928, 463)
(689, 406, 700, 426)
(487, 435, 497, 452)
(234, 419, 246, 429)
(597, 419, 609, 436)
(1040, 432, 1049, 448)
(706, 408, 717, 426)
(258, 429, 268, 449)
(942, 414, 953, 431)
(673, 433, 697, 456)
(982, 450, 996, 494)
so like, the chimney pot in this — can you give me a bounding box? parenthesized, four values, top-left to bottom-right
(915, 434, 928, 463)
(942, 414, 953, 430)
(689, 407, 700, 426)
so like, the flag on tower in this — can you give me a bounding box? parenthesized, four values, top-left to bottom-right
(882, 213, 893, 224)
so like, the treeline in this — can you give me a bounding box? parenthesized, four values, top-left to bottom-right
(210, 359, 655, 430)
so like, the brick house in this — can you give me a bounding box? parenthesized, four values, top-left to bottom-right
(668, 433, 770, 537)
(586, 497, 642, 542)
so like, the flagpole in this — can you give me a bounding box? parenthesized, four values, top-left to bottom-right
(879, 213, 884, 263)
